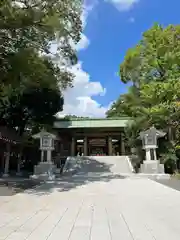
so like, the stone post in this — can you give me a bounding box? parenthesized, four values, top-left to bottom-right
(145, 148, 151, 161)
(47, 150, 52, 162)
(3, 142, 11, 177)
(41, 150, 44, 162)
(153, 149, 157, 160)
(83, 136, 88, 156)
(71, 137, 75, 156)
(108, 136, 113, 156)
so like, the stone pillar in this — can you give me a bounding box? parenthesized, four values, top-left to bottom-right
(153, 149, 157, 161)
(145, 148, 151, 161)
(47, 150, 52, 162)
(108, 136, 113, 156)
(120, 132, 125, 155)
(71, 137, 75, 156)
(83, 136, 88, 156)
(3, 143, 11, 177)
(41, 150, 44, 162)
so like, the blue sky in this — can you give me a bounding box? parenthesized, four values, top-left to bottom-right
(60, 0, 180, 117)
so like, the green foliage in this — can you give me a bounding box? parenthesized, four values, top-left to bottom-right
(107, 24, 180, 168)
(120, 24, 180, 84)
(0, 0, 83, 135)
(160, 147, 178, 174)
(0, 87, 63, 134)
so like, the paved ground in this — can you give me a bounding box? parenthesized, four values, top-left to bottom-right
(1, 174, 180, 240)
(1, 157, 180, 240)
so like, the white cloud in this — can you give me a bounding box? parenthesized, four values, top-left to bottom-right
(74, 1, 98, 51)
(76, 34, 90, 51)
(106, 0, 139, 11)
(57, 63, 111, 117)
(57, 0, 116, 117)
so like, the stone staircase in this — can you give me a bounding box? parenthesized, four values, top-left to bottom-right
(90, 156, 134, 174)
(62, 156, 134, 176)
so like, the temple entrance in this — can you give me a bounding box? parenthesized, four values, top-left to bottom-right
(88, 138, 108, 156)
(70, 134, 126, 156)
(89, 146, 107, 156)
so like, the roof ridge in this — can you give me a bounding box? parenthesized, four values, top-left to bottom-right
(56, 117, 131, 121)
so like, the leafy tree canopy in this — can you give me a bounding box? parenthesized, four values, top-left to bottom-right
(107, 24, 180, 150)
(120, 24, 180, 85)
(0, 0, 83, 134)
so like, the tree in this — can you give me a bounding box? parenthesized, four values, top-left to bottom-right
(107, 24, 180, 170)
(120, 24, 180, 85)
(0, 49, 66, 135)
(0, 0, 82, 86)
(0, 0, 83, 134)
(106, 86, 141, 118)
(0, 0, 82, 60)
(0, 86, 64, 135)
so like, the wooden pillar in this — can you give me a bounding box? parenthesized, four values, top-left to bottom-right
(83, 136, 88, 156)
(120, 132, 125, 155)
(71, 137, 75, 156)
(3, 142, 11, 177)
(108, 136, 113, 156)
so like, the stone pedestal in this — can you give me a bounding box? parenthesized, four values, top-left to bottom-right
(2, 173, 9, 178)
(140, 160, 170, 179)
(30, 162, 56, 181)
(140, 160, 164, 174)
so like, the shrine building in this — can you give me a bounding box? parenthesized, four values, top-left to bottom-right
(53, 118, 130, 156)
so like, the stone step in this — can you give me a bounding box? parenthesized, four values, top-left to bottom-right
(63, 156, 134, 176)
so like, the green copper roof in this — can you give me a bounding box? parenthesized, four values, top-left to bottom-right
(54, 118, 131, 129)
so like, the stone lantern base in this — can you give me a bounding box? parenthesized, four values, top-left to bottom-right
(140, 160, 164, 174)
(30, 162, 56, 181)
(140, 160, 170, 180)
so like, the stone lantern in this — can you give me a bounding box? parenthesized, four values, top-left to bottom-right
(139, 126, 169, 178)
(30, 130, 57, 181)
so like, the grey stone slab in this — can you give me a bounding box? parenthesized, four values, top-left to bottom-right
(4, 211, 50, 240)
(2, 169, 180, 240)
(69, 226, 90, 240)
(25, 207, 68, 240)
(47, 202, 84, 240)
(105, 206, 133, 240)
(90, 205, 111, 240)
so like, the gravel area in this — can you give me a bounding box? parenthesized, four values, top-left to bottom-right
(156, 178, 180, 192)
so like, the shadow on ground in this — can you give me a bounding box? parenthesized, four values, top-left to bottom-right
(27, 157, 127, 196)
(0, 178, 42, 196)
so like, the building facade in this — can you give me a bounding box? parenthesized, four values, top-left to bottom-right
(53, 118, 130, 156)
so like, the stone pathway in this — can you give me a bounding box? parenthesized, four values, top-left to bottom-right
(1, 176, 180, 239)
